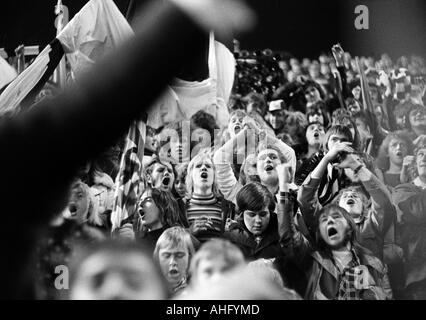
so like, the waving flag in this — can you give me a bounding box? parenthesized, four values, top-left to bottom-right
(111, 118, 147, 232)
(357, 57, 375, 115)
(0, 0, 134, 116)
(357, 57, 378, 155)
(0, 56, 17, 90)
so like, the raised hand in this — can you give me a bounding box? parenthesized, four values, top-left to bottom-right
(325, 141, 354, 162)
(332, 44, 344, 67)
(333, 153, 363, 170)
(243, 116, 261, 135)
(402, 155, 415, 168)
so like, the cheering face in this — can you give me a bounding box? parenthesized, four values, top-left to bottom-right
(409, 108, 426, 128)
(256, 149, 281, 183)
(374, 105, 384, 125)
(395, 115, 406, 129)
(352, 86, 361, 101)
(195, 257, 234, 288)
(304, 86, 321, 105)
(369, 87, 380, 104)
(338, 190, 363, 218)
(158, 243, 189, 288)
(229, 115, 244, 137)
(192, 157, 214, 191)
(388, 138, 408, 166)
(416, 148, 426, 177)
(269, 110, 285, 130)
(149, 162, 175, 192)
(138, 190, 161, 229)
(174, 164, 188, 198)
(348, 100, 362, 115)
(64, 182, 90, 224)
(318, 209, 350, 249)
(306, 123, 325, 147)
(71, 252, 165, 300)
(243, 206, 270, 236)
(308, 113, 324, 125)
(145, 128, 159, 152)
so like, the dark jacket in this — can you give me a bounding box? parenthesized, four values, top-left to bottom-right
(278, 192, 393, 300)
(224, 212, 282, 261)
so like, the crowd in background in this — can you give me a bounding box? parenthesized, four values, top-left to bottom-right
(19, 40, 426, 300)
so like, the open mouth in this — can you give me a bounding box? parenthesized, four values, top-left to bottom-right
(265, 164, 274, 172)
(200, 172, 208, 179)
(346, 198, 355, 205)
(234, 125, 241, 132)
(69, 204, 77, 217)
(313, 132, 319, 138)
(162, 176, 171, 186)
(327, 227, 338, 238)
(169, 269, 179, 277)
(395, 151, 403, 157)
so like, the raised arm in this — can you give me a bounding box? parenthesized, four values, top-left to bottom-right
(297, 141, 354, 231)
(357, 163, 395, 233)
(332, 44, 351, 100)
(276, 164, 312, 264)
(213, 126, 249, 202)
(264, 133, 297, 182)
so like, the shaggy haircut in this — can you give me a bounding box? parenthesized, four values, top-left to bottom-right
(185, 149, 221, 198)
(236, 182, 276, 214)
(138, 188, 188, 228)
(376, 131, 414, 171)
(153, 226, 195, 265)
(314, 204, 361, 255)
(323, 124, 355, 153)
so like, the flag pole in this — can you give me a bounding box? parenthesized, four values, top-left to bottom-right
(53, 0, 68, 88)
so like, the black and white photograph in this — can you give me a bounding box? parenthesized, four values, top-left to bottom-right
(0, 0, 426, 307)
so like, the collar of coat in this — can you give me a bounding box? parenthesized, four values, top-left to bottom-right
(227, 219, 279, 250)
(311, 246, 384, 280)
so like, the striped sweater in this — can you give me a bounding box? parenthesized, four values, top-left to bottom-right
(187, 193, 223, 242)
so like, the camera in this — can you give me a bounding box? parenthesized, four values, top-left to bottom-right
(330, 151, 348, 165)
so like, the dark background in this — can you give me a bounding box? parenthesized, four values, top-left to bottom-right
(1, 0, 425, 60)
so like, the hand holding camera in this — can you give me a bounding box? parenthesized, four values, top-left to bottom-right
(325, 141, 354, 164)
(333, 153, 363, 171)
